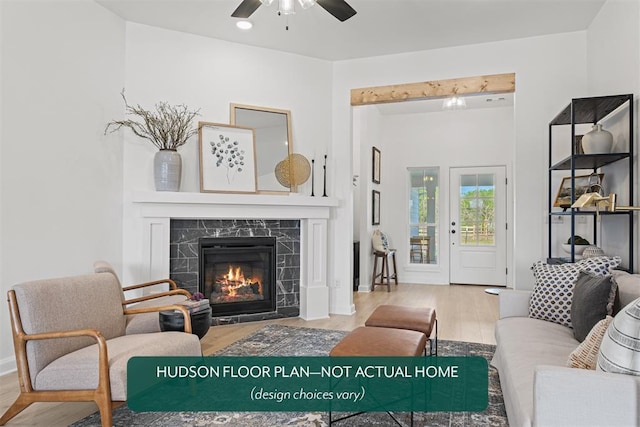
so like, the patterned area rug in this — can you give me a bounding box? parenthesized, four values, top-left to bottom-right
(72, 324, 507, 426)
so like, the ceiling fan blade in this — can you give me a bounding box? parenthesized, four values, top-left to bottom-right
(316, 0, 357, 22)
(231, 0, 262, 18)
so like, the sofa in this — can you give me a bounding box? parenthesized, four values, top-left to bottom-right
(492, 265, 640, 427)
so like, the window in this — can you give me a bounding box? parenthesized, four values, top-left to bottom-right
(458, 173, 496, 246)
(408, 167, 439, 264)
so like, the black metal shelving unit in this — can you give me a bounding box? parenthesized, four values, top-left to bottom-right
(547, 94, 634, 271)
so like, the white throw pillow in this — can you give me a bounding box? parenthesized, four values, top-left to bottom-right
(371, 230, 389, 252)
(597, 296, 640, 375)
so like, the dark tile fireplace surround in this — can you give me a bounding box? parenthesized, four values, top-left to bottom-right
(169, 219, 300, 324)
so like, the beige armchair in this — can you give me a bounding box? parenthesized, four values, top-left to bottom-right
(93, 261, 191, 334)
(0, 270, 202, 427)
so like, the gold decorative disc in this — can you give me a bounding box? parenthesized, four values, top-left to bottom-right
(274, 153, 311, 188)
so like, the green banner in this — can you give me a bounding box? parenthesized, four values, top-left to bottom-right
(128, 356, 487, 412)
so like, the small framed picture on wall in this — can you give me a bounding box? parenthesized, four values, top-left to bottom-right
(372, 146, 381, 184)
(372, 190, 380, 225)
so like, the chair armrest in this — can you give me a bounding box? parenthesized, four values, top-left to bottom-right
(124, 304, 193, 334)
(122, 278, 180, 292)
(123, 288, 190, 305)
(534, 365, 640, 427)
(17, 328, 109, 392)
(498, 289, 531, 319)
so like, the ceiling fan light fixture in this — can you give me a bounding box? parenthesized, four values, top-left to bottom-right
(236, 20, 253, 30)
(279, 0, 296, 15)
(260, 0, 275, 5)
(297, 0, 316, 9)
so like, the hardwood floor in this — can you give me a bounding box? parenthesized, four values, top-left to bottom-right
(0, 283, 499, 426)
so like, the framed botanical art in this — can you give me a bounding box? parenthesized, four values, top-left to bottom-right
(198, 122, 257, 193)
(372, 190, 380, 225)
(372, 146, 381, 184)
(553, 173, 604, 208)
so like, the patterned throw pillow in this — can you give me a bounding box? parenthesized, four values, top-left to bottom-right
(371, 230, 389, 252)
(568, 316, 613, 369)
(598, 296, 640, 375)
(529, 256, 621, 327)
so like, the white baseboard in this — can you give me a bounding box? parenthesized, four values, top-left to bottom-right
(0, 355, 16, 377)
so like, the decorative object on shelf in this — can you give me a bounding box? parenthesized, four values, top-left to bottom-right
(554, 173, 604, 208)
(105, 91, 199, 192)
(322, 154, 328, 197)
(372, 189, 380, 225)
(274, 153, 311, 190)
(311, 158, 315, 196)
(582, 246, 606, 258)
(573, 135, 584, 154)
(230, 103, 292, 193)
(562, 235, 590, 256)
(581, 124, 613, 154)
(372, 146, 381, 184)
(198, 122, 257, 194)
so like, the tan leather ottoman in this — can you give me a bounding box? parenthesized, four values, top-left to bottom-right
(329, 326, 427, 357)
(365, 304, 438, 355)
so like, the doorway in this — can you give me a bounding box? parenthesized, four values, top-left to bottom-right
(449, 166, 507, 285)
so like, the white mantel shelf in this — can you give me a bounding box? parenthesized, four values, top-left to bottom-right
(124, 191, 337, 320)
(129, 191, 339, 220)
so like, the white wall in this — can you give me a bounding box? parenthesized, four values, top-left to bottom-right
(332, 32, 588, 303)
(586, 0, 640, 269)
(120, 23, 333, 284)
(364, 105, 514, 286)
(0, 0, 125, 374)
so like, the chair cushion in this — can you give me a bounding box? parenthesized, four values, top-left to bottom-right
(125, 294, 189, 334)
(34, 332, 201, 401)
(12, 273, 127, 387)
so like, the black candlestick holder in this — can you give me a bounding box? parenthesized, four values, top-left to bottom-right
(311, 159, 315, 196)
(322, 155, 328, 197)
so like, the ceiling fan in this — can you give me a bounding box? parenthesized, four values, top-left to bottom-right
(232, 0, 357, 22)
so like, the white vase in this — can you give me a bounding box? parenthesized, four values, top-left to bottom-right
(154, 149, 181, 191)
(581, 124, 613, 154)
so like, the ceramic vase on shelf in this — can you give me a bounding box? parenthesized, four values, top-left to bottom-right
(581, 124, 613, 154)
(154, 149, 182, 191)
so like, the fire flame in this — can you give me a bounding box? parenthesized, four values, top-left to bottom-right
(220, 265, 262, 296)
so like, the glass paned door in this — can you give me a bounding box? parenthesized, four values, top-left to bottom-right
(450, 166, 506, 285)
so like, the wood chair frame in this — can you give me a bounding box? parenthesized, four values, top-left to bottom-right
(0, 287, 193, 427)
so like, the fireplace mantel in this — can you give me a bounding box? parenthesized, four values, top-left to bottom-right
(123, 191, 338, 320)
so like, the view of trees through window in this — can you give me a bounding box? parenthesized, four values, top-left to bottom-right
(408, 167, 438, 264)
(459, 174, 496, 246)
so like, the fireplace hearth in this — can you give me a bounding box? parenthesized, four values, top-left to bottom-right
(199, 237, 276, 317)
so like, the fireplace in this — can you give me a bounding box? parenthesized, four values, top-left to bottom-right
(199, 237, 276, 317)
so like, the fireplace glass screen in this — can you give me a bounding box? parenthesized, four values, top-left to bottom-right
(199, 237, 276, 316)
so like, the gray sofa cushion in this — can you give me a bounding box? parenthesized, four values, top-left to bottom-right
(34, 331, 201, 400)
(492, 317, 579, 427)
(571, 272, 615, 342)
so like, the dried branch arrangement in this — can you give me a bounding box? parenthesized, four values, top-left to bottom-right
(105, 91, 200, 150)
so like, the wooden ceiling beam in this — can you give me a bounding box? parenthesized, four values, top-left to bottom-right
(350, 73, 515, 106)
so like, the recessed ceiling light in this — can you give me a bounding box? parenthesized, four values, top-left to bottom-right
(236, 20, 253, 30)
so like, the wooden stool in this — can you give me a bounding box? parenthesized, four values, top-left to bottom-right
(371, 250, 398, 292)
(365, 305, 438, 356)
